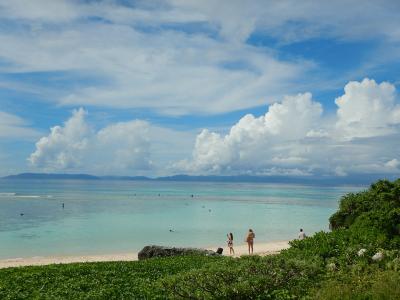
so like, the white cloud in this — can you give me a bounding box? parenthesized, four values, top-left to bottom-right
(0, 111, 39, 139)
(95, 121, 151, 171)
(2, 1, 398, 116)
(335, 78, 400, 140)
(175, 92, 323, 173)
(29, 108, 153, 172)
(176, 78, 400, 176)
(0, 0, 79, 22)
(22, 78, 400, 177)
(334, 166, 348, 177)
(0, 21, 308, 115)
(306, 129, 329, 138)
(29, 108, 93, 169)
(1, 1, 399, 44)
(385, 158, 400, 169)
(155, 0, 400, 45)
(28, 108, 195, 175)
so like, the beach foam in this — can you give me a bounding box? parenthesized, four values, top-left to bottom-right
(0, 192, 16, 197)
(14, 195, 41, 198)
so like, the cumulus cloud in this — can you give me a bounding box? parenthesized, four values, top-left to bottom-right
(29, 108, 153, 173)
(176, 92, 323, 173)
(24, 78, 400, 177)
(385, 159, 400, 169)
(28, 108, 196, 175)
(335, 78, 400, 139)
(176, 78, 400, 176)
(29, 108, 91, 169)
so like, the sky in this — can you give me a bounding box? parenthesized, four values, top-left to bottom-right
(0, 0, 400, 178)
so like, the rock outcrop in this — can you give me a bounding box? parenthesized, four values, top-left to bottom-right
(138, 245, 219, 260)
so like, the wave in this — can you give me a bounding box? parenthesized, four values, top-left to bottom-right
(0, 192, 16, 197)
(0, 193, 54, 199)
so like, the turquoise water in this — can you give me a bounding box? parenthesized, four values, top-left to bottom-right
(0, 179, 364, 259)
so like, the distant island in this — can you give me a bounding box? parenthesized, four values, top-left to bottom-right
(2, 172, 396, 186)
(2, 173, 101, 180)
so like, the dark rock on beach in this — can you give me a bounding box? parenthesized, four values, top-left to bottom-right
(138, 245, 219, 260)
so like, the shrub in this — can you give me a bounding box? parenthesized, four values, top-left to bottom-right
(313, 270, 400, 300)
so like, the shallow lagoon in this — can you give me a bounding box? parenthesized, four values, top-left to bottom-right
(0, 179, 363, 259)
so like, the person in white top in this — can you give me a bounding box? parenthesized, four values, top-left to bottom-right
(298, 228, 306, 240)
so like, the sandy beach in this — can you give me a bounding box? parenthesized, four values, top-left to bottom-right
(223, 240, 290, 257)
(0, 240, 290, 269)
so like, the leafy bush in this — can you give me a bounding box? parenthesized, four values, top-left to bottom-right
(313, 269, 400, 300)
(330, 179, 400, 235)
(161, 255, 323, 299)
(0, 255, 219, 299)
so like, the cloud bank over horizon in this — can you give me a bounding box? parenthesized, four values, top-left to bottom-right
(28, 108, 195, 176)
(28, 78, 400, 177)
(176, 78, 400, 177)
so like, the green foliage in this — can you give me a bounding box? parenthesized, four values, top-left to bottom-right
(0, 255, 219, 299)
(313, 269, 400, 300)
(330, 179, 400, 237)
(161, 255, 322, 299)
(1, 178, 399, 299)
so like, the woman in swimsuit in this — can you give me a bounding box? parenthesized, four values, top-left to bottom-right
(227, 232, 234, 255)
(246, 229, 255, 255)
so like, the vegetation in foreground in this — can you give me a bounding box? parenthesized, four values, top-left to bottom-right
(1, 179, 400, 299)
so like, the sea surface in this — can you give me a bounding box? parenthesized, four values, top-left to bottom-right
(0, 179, 364, 259)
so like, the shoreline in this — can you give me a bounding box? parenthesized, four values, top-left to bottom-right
(0, 240, 290, 269)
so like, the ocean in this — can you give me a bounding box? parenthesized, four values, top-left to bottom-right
(0, 179, 364, 259)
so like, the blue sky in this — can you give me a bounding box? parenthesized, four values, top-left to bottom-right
(0, 0, 400, 177)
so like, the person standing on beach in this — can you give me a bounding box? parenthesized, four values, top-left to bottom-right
(298, 228, 306, 240)
(227, 232, 234, 255)
(246, 229, 255, 254)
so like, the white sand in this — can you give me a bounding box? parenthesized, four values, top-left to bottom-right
(0, 240, 290, 269)
(218, 240, 290, 257)
(0, 253, 138, 269)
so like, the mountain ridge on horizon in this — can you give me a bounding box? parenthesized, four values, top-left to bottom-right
(2, 172, 397, 186)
